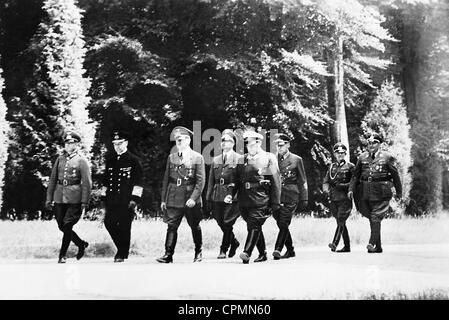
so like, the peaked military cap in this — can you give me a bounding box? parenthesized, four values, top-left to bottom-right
(112, 130, 130, 142)
(243, 130, 263, 141)
(333, 142, 347, 153)
(64, 131, 81, 143)
(221, 129, 236, 142)
(172, 126, 193, 140)
(273, 133, 291, 146)
(367, 133, 383, 144)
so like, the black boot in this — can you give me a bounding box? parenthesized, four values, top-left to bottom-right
(228, 234, 240, 258)
(218, 228, 231, 259)
(368, 220, 381, 253)
(192, 227, 203, 262)
(273, 228, 288, 260)
(375, 223, 383, 253)
(282, 230, 295, 258)
(239, 229, 260, 264)
(254, 232, 267, 262)
(337, 225, 350, 252)
(329, 225, 343, 252)
(76, 241, 89, 260)
(156, 230, 177, 263)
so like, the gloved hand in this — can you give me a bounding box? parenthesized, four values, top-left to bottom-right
(160, 202, 167, 212)
(186, 199, 196, 208)
(347, 191, 353, 200)
(128, 200, 137, 210)
(223, 195, 233, 204)
(45, 201, 53, 211)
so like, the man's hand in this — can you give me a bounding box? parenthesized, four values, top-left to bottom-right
(298, 200, 308, 211)
(347, 191, 353, 200)
(271, 203, 281, 212)
(160, 202, 167, 212)
(81, 203, 88, 216)
(224, 195, 233, 204)
(186, 199, 196, 208)
(128, 200, 137, 210)
(45, 201, 53, 211)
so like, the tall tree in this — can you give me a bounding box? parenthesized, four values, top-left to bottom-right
(0, 64, 10, 210)
(3, 0, 95, 215)
(361, 79, 412, 215)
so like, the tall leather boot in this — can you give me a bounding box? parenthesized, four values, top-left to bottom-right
(254, 231, 267, 262)
(329, 225, 343, 252)
(156, 230, 177, 263)
(367, 220, 380, 253)
(337, 224, 350, 252)
(375, 223, 383, 253)
(228, 232, 240, 258)
(282, 230, 296, 258)
(273, 228, 288, 260)
(192, 227, 203, 262)
(239, 229, 260, 264)
(218, 228, 231, 259)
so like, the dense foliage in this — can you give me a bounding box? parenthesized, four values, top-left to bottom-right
(0, 0, 447, 218)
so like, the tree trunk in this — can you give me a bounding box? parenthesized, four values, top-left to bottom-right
(332, 35, 349, 162)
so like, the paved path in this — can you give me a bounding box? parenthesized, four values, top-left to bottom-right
(1, 243, 449, 299)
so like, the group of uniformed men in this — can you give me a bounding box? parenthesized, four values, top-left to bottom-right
(45, 125, 402, 264)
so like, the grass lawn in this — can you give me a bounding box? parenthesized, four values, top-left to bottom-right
(1, 212, 449, 260)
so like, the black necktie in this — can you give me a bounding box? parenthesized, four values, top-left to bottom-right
(371, 153, 375, 160)
(223, 154, 227, 164)
(178, 152, 183, 160)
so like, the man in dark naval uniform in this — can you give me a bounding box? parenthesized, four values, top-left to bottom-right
(158, 126, 206, 263)
(272, 133, 308, 260)
(206, 129, 242, 259)
(46, 131, 91, 264)
(348, 133, 402, 253)
(323, 142, 354, 253)
(102, 131, 143, 262)
(237, 130, 281, 264)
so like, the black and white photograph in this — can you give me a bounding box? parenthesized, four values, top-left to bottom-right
(0, 0, 448, 305)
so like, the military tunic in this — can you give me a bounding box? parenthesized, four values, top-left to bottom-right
(323, 160, 354, 222)
(349, 150, 402, 221)
(206, 150, 242, 226)
(161, 148, 205, 229)
(47, 152, 92, 205)
(237, 150, 281, 228)
(46, 152, 92, 229)
(275, 151, 308, 228)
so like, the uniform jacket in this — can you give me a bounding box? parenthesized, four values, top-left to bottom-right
(206, 150, 243, 202)
(323, 160, 355, 201)
(161, 148, 206, 208)
(349, 150, 402, 202)
(46, 152, 92, 204)
(103, 151, 143, 205)
(277, 151, 308, 204)
(236, 150, 281, 208)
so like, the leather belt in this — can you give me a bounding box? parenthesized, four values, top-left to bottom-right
(57, 179, 80, 186)
(169, 177, 195, 186)
(243, 182, 261, 189)
(217, 178, 235, 186)
(361, 177, 390, 182)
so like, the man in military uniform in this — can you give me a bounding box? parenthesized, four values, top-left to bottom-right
(102, 131, 143, 262)
(206, 129, 242, 259)
(237, 130, 281, 264)
(158, 126, 206, 263)
(46, 132, 91, 264)
(323, 143, 354, 253)
(348, 133, 402, 253)
(272, 133, 308, 260)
